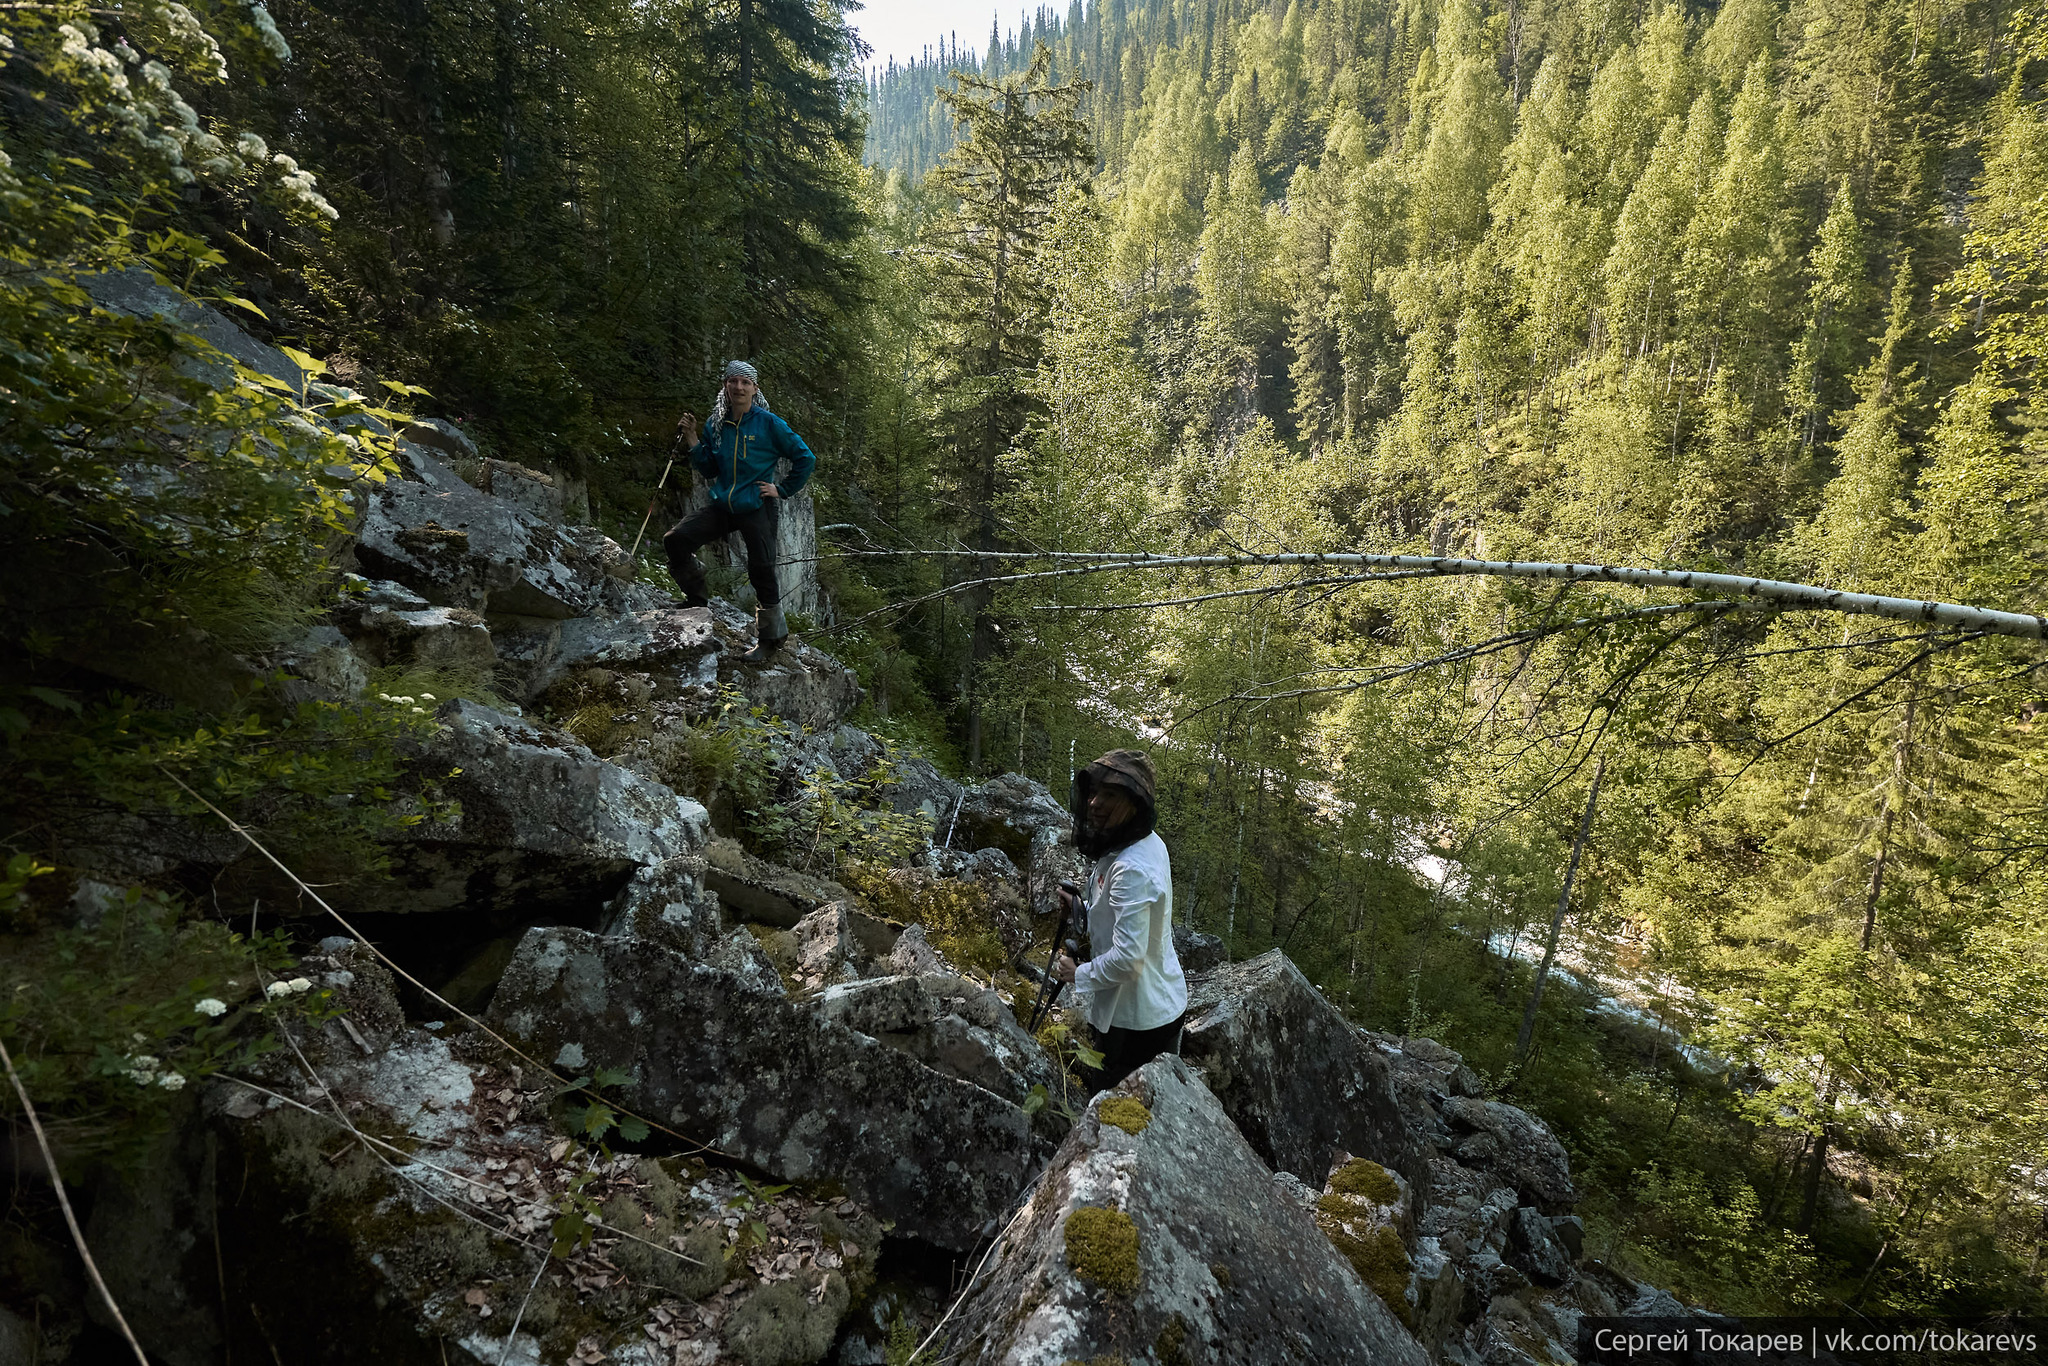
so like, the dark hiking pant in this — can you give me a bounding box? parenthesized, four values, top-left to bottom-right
(663, 500, 780, 607)
(1089, 1012, 1186, 1093)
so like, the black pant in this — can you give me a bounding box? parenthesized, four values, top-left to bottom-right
(1090, 1013, 1186, 1093)
(663, 500, 780, 607)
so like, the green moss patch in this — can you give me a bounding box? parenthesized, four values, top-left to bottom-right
(1064, 1206, 1141, 1294)
(1155, 1313, 1192, 1365)
(1327, 1158, 1400, 1205)
(1324, 1223, 1412, 1326)
(1097, 1096, 1152, 1135)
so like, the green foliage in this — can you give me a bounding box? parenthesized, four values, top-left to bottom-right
(554, 1066, 650, 1147)
(0, 885, 330, 1173)
(651, 689, 931, 873)
(1616, 1166, 1821, 1314)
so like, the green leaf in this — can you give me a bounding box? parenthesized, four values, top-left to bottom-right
(27, 687, 82, 715)
(592, 1065, 634, 1089)
(1022, 1084, 1048, 1115)
(216, 295, 268, 319)
(616, 1115, 650, 1143)
(550, 1209, 592, 1256)
(277, 346, 328, 377)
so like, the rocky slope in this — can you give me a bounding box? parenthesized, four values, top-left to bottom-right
(3, 282, 1705, 1365)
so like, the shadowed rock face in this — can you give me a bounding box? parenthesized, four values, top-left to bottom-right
(489, 926, 1043, 1250)
(1180, 950, 1430, 1200)
(356, 446, 631, 621)
(1440, 1095, 1579, 1214)
(943, 1055, 1432, 1366)
(357, 700, 707, 917)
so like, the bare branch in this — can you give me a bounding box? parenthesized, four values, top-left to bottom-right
(844, 549, 2048, 642)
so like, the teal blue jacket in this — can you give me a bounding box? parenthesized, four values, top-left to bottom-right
(689, 404, 816, 512)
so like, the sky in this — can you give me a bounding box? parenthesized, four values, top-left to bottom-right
(850, 0, 1006, 69)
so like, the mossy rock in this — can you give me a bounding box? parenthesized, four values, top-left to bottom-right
(1322, 1222, 1411, 1326)
(1327, 1157, 1400, 1205)
(723, 1270, 851, 1366)
(1097, 1096, 1152, 1136)
(1155, 1314, 1193, 1366)
(1064, 1206, 1140, 1295)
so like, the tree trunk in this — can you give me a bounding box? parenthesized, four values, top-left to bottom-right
(1515, 755, 1605, 1061)
(1798, 1119, 1834, 1235)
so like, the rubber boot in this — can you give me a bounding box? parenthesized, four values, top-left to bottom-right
(740, 604, 788, 665)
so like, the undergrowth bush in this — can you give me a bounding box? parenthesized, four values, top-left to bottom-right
(640, 688, 930, 873)
(0, 881, 334, 1175)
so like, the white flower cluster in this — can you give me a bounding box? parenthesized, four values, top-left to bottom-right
(270, 152, 338, 220)
(378, 692, 437, 716)
(247, 2, 291, 61)
(45, 18, 333, 217)
(193, 997, 228, 1017)
(264, 976, 315, 999)
(123, 1054, 187, 1089)
(157, 3, 228, 81)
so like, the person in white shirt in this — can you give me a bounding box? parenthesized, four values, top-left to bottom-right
(1053, 749, 1188, 1091)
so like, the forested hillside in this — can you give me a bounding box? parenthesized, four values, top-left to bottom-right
(852, 0, 2048, 1320)
(2, 0, 2044, 1344)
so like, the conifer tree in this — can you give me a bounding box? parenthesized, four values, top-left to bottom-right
(921, 42, 1093, 766)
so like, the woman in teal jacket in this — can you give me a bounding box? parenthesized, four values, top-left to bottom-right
(665, 361, 816, 663)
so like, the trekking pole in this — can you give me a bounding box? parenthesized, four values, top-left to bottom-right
(626, 455, 678, 566)
(1027, 882, 1082, 1034)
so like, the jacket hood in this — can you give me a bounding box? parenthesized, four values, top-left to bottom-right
(1072, 749, 1157, 860)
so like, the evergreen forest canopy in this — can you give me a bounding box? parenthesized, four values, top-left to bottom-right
(0, 0, 2043, 1333)
(861, 0, 2048, 1318)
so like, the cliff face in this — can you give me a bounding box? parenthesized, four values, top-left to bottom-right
(4, 281, 1701, 1366)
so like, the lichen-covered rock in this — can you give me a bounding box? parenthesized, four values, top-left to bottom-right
(1507, 1204, 1575, 1286)
(1024, 823, 1087, 921)
(490, 927, 1041, 1249)
(1181, 950, 1430, 1198)
(702, 835, 853, 928)
(943, 1056, 1430, 1366)
(354, 444, 629, 620)
(1173, 925, 1227, 972)
(600, 854, 723, 955)
(1440, 1096, 1579, 1214)
(271, 622, 369, 698)
(332, 577, 497, 676)
(191, 941, 887, 1366)
(790, 901, 869, 989)
(481, 457, 564, 524)
(718, 632, 862, 731)
(809, 973, 1061, 1109)
(306, 699, 706, 918)
(882, 752, 966, 825)
(951, 773, 1070, 862)
(523, 605, 722, 702)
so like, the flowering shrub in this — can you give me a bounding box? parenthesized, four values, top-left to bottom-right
(0, 885, 334, 1174)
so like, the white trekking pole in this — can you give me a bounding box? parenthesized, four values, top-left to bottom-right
(627, 455, 677, 569)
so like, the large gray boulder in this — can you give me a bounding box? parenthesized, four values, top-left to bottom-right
(952, 773, 1070, 861)
(355, 445, 632, 620)
(286, 699, 707, 918)
(330, 576, 496, 677)
(701, 835, 853, 928)
(1181, 950, 1429, 1198)
(490, 926, 1041, 1250)
(188, 941, 887, 1366)
(943, 1056, 1430, 1366)
(521, 604, 723, 702)
(1440, 1095, 1580, 1214)
(809, 972, 1061, 1109)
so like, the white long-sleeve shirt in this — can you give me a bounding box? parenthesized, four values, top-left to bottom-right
(1070, 831, 1188, 1033)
